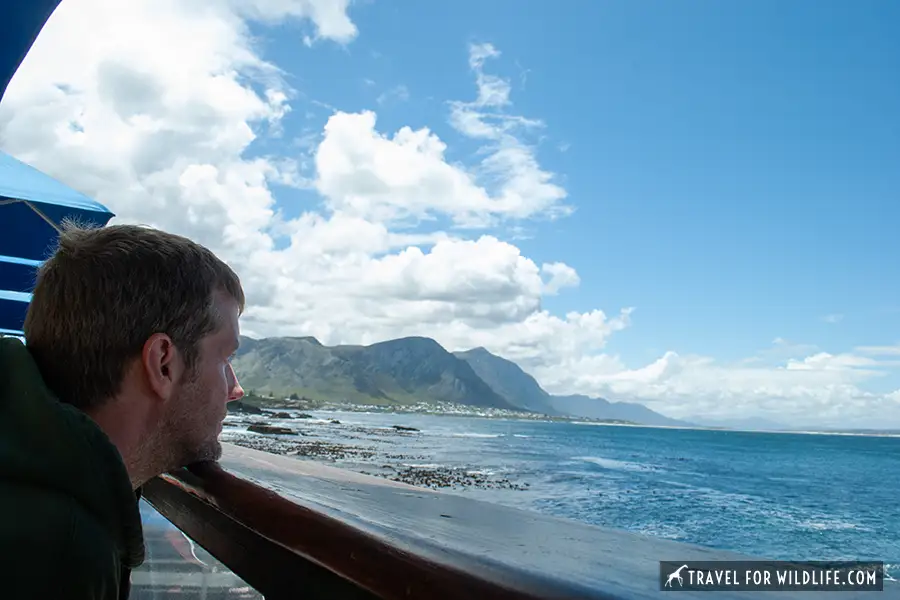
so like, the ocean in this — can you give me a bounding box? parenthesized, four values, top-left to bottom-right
(248, 409, 899, 578)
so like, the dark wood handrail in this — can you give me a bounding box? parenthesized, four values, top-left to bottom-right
(142, 443, 895, 600)
(143, 460, 591, 600)
(142, 466, 378, 600)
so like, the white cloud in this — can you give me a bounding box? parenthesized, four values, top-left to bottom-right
(376, 84, 410, 105)
(534, 343, 900, 429)
(0, 1, 618, 387)
(857, 345, 900, 356)
(540, 262, 580, 295)
(314, 110, 499, 226)
(227, 0, 358, 43)
(823, 313, 844, 324)
(448, 43, 570, 224)
(2, 2, 898, 429)
(467, 43, 510, 108)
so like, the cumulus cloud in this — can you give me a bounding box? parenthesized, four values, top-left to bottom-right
(541, 262, 580, 295)
(0, 0, 623, 383)
(314, 110, 498, 226)
(536, 343, 900, 428)
(2, 1, 898, 428)
(0, 0, 304, 305)
(227, 0, 358, 43)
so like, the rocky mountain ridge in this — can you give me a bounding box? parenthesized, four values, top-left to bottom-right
(232, 334, 687, 426)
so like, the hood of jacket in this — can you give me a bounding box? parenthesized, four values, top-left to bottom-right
(0, 336, 144, 567)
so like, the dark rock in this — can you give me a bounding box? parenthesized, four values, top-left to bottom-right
(272, 412, 293, 419)
(227, 401, 263, 414)
(392, 425, 419, 432)
(228, 438, 303, 454)
(248, 424, 295, 435)
(380, 466, 529, 491)
(293, 441, 375, 461)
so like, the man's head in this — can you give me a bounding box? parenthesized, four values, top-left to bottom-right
(23, 223, 245, 484)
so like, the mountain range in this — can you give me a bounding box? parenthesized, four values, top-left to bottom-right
(231, 335, 688, 427)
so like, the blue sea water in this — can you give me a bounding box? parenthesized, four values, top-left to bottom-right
(294, 410, 899, 577)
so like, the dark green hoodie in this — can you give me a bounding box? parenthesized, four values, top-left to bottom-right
(0, 337, 145, 598)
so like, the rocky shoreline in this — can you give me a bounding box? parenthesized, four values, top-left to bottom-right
(361, 465, 529, 490)
(221, 410, 528, 491)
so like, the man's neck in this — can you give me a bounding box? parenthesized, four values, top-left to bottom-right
(85, 398, 156, 490)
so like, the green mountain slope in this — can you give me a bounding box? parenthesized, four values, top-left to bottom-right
(453, 347, 559, 414)
(232, 335, 519, 410)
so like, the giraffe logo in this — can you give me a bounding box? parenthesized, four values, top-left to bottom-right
(665, 564, 690, 588)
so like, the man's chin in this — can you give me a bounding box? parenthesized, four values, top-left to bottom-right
(199, 439, 223, 463)
(177, 439, 222, 469)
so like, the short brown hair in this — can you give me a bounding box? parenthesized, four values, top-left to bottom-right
(23, 223, 245, 410)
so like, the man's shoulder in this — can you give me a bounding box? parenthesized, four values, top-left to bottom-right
(0, 479, 123, 597)
(0, 478, 74, 532)
(0, 477, 119, 544)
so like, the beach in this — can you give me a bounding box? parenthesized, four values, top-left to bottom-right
(220, 406, 900, 580)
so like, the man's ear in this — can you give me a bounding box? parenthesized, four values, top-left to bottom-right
(142, 333, 183, 402)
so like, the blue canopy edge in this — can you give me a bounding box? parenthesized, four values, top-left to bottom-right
(0, 291, 30, 337)
(0, 0, 64, 104)
(0, 0, 115, 335)
(0, 151, 115, 260)
(0, 255, 42, 294)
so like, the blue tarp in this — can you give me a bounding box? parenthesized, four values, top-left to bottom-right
(0, 151, 115, 260)
(0, 0, 114, 334)
(0, 0, 64, 104)
(0, 153, 115, 333)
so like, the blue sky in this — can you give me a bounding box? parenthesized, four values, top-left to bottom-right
(5, 0, 899, 425)
(256, 0, 900, 372)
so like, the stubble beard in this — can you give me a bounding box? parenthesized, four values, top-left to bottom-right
(160, 371, 223, 472)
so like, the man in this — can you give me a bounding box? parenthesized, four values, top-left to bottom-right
(0, 223, 246, 599)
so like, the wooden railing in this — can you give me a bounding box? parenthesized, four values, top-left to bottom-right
(142, 465, 378, 599)
(142, 464, 573, 600)
(140, 443, 895, 600)
(142, 446, 596, 599)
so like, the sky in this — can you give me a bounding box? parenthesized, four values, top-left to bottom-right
(1, 0, 898, 428)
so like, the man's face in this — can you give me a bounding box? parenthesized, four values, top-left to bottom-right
(163, 292, 244, 469)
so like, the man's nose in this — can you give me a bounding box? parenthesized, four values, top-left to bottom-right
(227, 363, 244, 402)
